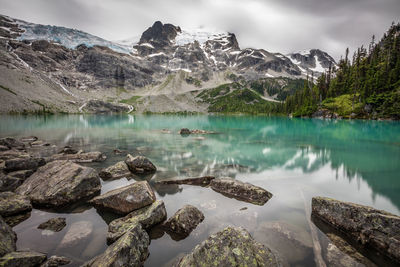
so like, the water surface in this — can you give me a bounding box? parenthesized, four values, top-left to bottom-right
(1, 114, 399, 266)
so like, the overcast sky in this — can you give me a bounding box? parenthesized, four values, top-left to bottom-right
(1, 0, 399, 60)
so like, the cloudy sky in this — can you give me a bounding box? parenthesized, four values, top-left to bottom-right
(1, 0, 399, 59)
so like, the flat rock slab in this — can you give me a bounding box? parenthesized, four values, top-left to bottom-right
(155, 176, 215, 186)
(59, 221, 93, 248)
(0, 138, 25, 150)
(38, 217, 66, 232)
(0, 215, 16, 257)
(210, 177, 272, 205)
(84, 224, 149, 267)
(0, 191, 32, 217)
(107, 200, 167, 244)
(312, 196, 400, 264)
(125, 154, 157, 174)
(0, 150, 30, 161)
(0, 251, 46, 267)
(175, 226, 282, 266)
(48, 151, 106, 163)
(4, 157, 45, 172)
(16, 160, 101, 207)
(164, 205, 204, 239)
(90, 181, 156, 215)
(99, 161, 131, 180)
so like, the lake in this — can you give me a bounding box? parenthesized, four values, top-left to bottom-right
(1, 114, 399, 266)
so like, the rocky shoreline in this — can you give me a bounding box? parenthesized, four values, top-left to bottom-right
(0, 134, 399, 266)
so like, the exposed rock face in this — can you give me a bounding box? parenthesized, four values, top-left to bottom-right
(4, 157, 45, 172)
(210, 177, 273, 205)
(155, 176, 215, 186)
(81, 100, 130, 114)
(38, 217, 66, 232)
(90, 181, 156, 214)
(287, 49, 336, 75)
(312, 196, 400, 264)
(0, 251, 46, 267)
(107, 200, 167, 244)
(59, 221, 93, 248)
(138, 21, 181, 51)
(0, 138, 25, 150)
(40, 255, 71, 267)
(125, 154, 157, 174)
(16, 160, 101, 207)
(0, 191, 32, 217)
(99, 161, 131, 180)
(175, 226, 282, 266)
(48, 151, 106, 163)
(84, 224, 149, 267)
(164, 205, 204, 238)
(0, 215, 16, 257)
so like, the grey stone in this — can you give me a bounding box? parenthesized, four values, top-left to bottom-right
(164, 205, 204, 239)
(0, 215, 16, 257)
(0, 191, 32, 217)
(38, 217, 66, 232)
(125, 154, 157, 174)
(0, 251, 46, 267)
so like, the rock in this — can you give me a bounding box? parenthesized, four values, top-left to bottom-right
(0, 150, 30, 161)
(0, 174, 23, 192)
(163, 205, 204, 239)
(99, 161, 131, 180)
(38, 217, 66, 232)
(4, 212, 31, 227)
(125, 154, 157, 174)
(0, 215, 16, 257)
(0, 251, 46, 267)
(4, 157, 45, 172)
(210, 177, 273, 205)
(0, 191, 32, 217)
(7, 169, 35, 179)
(0, 145, 9, 151)
(90, 181, 156, 215)
(175, 226, 282, 266)
(83, 224, 149, 267)
(59, 221, 93, 248)
(16, 160, 101, 207)
(190, 129, 216, 134)
(312, 196, 400, 264)
(40, 255, 70, 267)
(48, 151, 106, 163)
(155, 176, 215, 186)
(107, 200, 167, 244)
(58, 146, 78, 154)
(0, 137, 25, 150)
(81, 99, 130, 114)
(20, 136, 38, 143)
(179, 128, 191, 135)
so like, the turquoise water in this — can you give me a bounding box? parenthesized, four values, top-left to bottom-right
(1, 114, 400, 266)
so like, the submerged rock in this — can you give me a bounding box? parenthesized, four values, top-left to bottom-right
(84, 224, 149, 267)
(89, 181, 156, 215)
(4, 157, 45, 172)
(175, 226, 282, 266)
(107, 200, 167, 244)
(0, 251, 46, 267)
(163, 205, 204, 239)
(179, 128, 191, 135)
(0, 215, 16, 257)
(210, 177, 273, 205)
(0, 191, 32, 217)
(40, 255, 70, 267)
(48, 151, 106, 163)
(38, 217, 66, 232)
(99, 161, 131, 180)
(312, 196, 400, 264)
(125, 154, 157, 174)
(59, 221, 93, 248)
(155, 176, 215, 186)
(16, 160, 101, 207)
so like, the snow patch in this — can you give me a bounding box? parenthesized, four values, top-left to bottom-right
(175, 28, 228, 46)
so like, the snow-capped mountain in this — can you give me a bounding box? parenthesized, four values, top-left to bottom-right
(287, 49, 337, 76)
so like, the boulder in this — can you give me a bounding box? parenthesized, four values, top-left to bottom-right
(89, 181, 156, 215)
(4, 157, 45, 172)
(59, 221, 93, 248)
(0, 150, 30, 161)
(175, 226, 282, 266)
(125, 154, 157, 174)
(40, 255, 70, 267)
(179, 128, 191, 135)
(210, 177, 272, 205)
(0, 174, 23, 192)
(16, 160, 101, 207)
(38, 217, 66, 232)
(83, 224, 149, 267)
(0, 138, 25, 150)
(58, 146, 78, 154)
(0, 251, 46, 267)
(163, 205, 204, 239)
(99, 161, 131, 180)
(107, 200, 167, 244)
(48, 151, 106, 163)
(312, 196, 400, 264)
(0, 215, 16, 257)
(155, 176, 215, 186)
(4, 213, 31, 227)
(0, 191, 32, 217)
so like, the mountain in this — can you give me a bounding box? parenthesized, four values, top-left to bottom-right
(0, 14, 337, 114)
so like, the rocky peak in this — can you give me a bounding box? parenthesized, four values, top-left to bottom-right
(287, 48, 337, 76)
(139, 21, 181, 49)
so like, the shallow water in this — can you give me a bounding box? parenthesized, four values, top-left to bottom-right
(1, 114, 400, 266)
